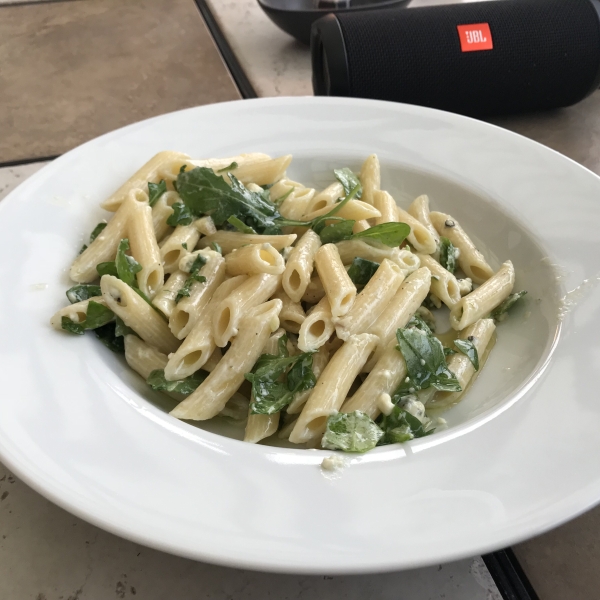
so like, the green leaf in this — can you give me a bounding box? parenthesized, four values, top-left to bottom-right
(176, 167, 281, 234)
(211, 242, 222, 255)
(353, 222, 411, 247)
(187, 253, 207, 274)
(491, 291, 527, 320)
(318, 219, 355, 244)
(147, 369, 208, 395)
(443, 347, 457, 357)
(246, 345, 316, 415)
(84, 300, 115, 329)
(115, 238, 142, 287)
(227, 215, 257, 234)
(454, 338, 479, 370)
(406, 314, 433, 335)
(61, 316, 85, 335)
(347, 257, 380, 287)
(439, 237, 458, 274)
(148, 180, 167, 207)
(79, 244, 88, 255)
(166, 202, 194, 227)
(217, 161, 238, 173)
(322, 411, 383, 452)
(94, 323, 125, 353)
(272, 187, 294, 206)
(378, 405, 432, 445)
(114, 316, 134, 338)
(175, 273, 206, 303)
(89, 222, 107, 243)
(96, 261, 118, 277)
(334, 167, 362, 199)
(66, 284, 102, 304)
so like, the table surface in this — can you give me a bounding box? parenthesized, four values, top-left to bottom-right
(2, 0, 600, 598)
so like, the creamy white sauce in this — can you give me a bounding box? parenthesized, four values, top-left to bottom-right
(321, 455, 346, 472)
(376, 392, 395, 416)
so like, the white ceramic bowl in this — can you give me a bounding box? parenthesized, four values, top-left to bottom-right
(0, 97, 598, 574)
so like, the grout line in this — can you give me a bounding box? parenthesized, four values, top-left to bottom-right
(483, 549, 540, 600)
(0, 155, 59, 169)
(192, 0, 258, 99)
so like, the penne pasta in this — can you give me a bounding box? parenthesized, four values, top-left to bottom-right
(225, 155, 292, 186)
(124, 334, 168, 380)
(198, 231, 297, 255)
(315, 244, 357, 318)
(396, 206, 438, 254)
(225, 243, 285, 276)
(373, 190, 399, 225)
(298, 296, 334, 352)
(429, 211, 495, 284)
(302, 199, 381, 223)
(450, 261, 515, 330)
(273, 289, 306, 334)
(359, 154, 380, 206)
(151, 190, 180, 242)
(152, 270, 188, 318)
(282, 229, 321, 303)
(407, 194, 440, 246)
(170, 299, 282, 420)
(193, 216, 217, 236)
(159, 224, 200, 274)
(417, 254, 461, 308)
(50, 296, 108, 331)
(335, 239, 420, 274)
(286, 347, 330, 414)
(304, 182, 344, 214)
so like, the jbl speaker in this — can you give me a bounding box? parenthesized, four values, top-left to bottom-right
(311, 0, 600, 116)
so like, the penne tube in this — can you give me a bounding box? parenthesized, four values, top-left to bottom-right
(151, 190, 180, 242)
(100, 275, 179, 354)
(152, 271, 188, 318)
(302, 199, 381, 223)
(417, 254, 461, 308)
(334, 259, 405, 340)
(101, 151, 190, 211)
(202, 347, 222, 372)
(289, 333, 379, 444)
(373, 190, 399, 225)
(450, 261, 515, 330)
(286, 346, 330, 414)
(124, 334, 168, 380)
(271, 179, 315, 220)
(50, 296, 108, 331)
(273, 289, 306, 334)
(213, 273, 281, 347)
(304, 182, 344, 214)
(70, 189, 145, 283)
(335, 239, 420, 274)
(225, 155, 292, 186)
(359, 154, 380, 206)
(429, 319, 496, 409)
(189, 152, 271, 172)
(193, 216, 217, 236)
(353, 220, 371, 233)
(164, 276, 247, 381)
(315, 244, 357, 318)
(407, 194, 440, 246)
(282, 229, 321, 302)
(170, 299, 283, 420)
(198, 231, 296, 255)
(341, 342, 407, 420)
(366, 267, 431, 362)
(128, 199, 164, 299)
(159, 225, 200, 274)
(297, 296, 334, 352)
(429, 211, 495, 284)
(396, 206, 438, 254)
(244, 329, 286, 444)
(301, 275, 326, 304)
(225, 243, 285, 276)
(169, 249, 226, 339)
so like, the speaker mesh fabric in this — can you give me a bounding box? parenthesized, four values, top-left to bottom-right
(336, 0, 600, 115)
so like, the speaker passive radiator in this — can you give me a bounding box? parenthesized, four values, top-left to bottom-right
(312, 0, 600, 116)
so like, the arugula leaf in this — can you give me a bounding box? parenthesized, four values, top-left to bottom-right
(96, 261, 118, 277)
(175, 273, 206, 303)
(94, 323, 125, 353)
(322, 411, 383, 452)
(394, 323, 462, 395)
(491, 291, 527, 320)
(148, 180, 167, 207)
(319, 219, 355, 244)
(439, 237, 458, 274)
(378, 405, 433, 445)
(272, 187, 294, 206)
(227, 215, 257, 234)
(61, 317, 85, 335)
(454, 338, 479, 370)
(167, 202, 194, 227)
(347, 257, 380, 287)
(217, 161, 238, 173)
(89, 222, 107, 243)
(444, 347, 457, 357)
(334, 168, 362, 199)
(147, 369, 208, 395)
(115, 239, 142, 287)
(60, 300, 114, 335)
(176, 167, 280, 234)
(79, 244, 88, 255)
(114, 316, 134, 338)
(188, 253, 207, 273)
(407, 314, 433, 335)
(353, 222, 411, 247)
(246, 345, 316, 415)
(211, 242, 222, 255)
(66, 284, 102, 304)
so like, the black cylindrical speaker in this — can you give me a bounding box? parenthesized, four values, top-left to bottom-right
(311, 0, 600, 116)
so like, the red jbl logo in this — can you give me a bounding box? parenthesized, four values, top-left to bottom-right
(457, 23, 494, 52)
